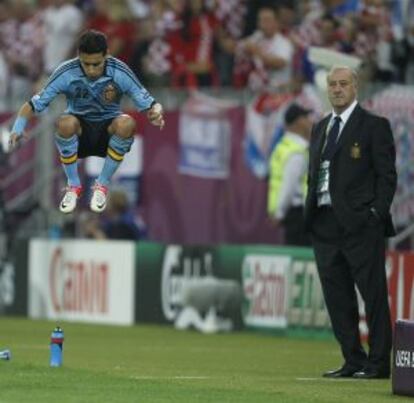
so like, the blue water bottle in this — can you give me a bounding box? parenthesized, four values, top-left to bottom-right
(50, 326, 64, 367)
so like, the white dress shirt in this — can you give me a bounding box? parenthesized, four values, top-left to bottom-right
(317, 99, 358, 206)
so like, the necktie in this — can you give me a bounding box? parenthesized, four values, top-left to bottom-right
(322, 116, 341, 161)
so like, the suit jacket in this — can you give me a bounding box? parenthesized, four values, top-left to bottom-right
(304, 104, 397, 237)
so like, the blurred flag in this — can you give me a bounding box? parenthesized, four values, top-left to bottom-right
(178, 93, 236, 179)
(244, 86, 323, 178)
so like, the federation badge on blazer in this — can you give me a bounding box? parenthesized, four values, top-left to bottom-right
(102, 82, 119, 103)
(350, 143, 361, 159)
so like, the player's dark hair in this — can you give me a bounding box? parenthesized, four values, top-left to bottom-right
(78, 30, 108, 55)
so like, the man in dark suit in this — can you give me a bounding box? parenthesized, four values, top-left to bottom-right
(304, 66, 397, 379)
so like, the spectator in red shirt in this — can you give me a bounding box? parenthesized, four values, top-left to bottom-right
(86, 0, 136, 63)
(129, 0, 184, 87)
(169, 0, 219, 88)
(0, 0, 43, 108)
(210, 0, 247, 86)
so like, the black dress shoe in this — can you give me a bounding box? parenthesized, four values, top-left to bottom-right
(352, 368, 390, 379)
(323, 366, 361, 378)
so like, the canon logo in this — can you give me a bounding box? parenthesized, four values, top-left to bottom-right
(49, 248, 109, 314)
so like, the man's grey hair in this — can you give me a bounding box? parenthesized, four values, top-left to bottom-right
(327, 66, 358, 85)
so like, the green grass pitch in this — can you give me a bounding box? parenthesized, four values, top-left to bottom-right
(0, 318, 407, 402)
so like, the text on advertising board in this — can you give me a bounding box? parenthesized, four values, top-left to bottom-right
(49, 248, 109, 314)
(242, 255, 290, 328)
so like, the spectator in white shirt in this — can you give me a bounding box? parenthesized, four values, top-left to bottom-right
(42, 0, 84, 75)
(236, 5, 294, 91)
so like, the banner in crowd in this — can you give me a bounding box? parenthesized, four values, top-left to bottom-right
(133, 85, 414, 244)
(28, 239, 136, 325)
(140, 109, 284, 244)
(244, 93, 290, 178)
(244, 85, 324, 178)
(178, 93, 234, 179)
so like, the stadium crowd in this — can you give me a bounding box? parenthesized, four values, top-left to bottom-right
(0, 0, 413, 110)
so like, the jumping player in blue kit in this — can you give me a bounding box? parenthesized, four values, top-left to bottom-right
(9, 30, 165, 214)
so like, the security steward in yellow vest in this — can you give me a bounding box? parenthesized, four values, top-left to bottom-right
(267, 104, 312, 246)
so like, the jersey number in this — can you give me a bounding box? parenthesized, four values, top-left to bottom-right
(75, 87, 88, 99)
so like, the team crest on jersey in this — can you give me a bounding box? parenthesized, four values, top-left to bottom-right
(350, 142, 361, 159)
(102, 83, 119, 103)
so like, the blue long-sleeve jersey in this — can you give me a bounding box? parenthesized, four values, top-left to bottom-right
(30, 56, 155, 121)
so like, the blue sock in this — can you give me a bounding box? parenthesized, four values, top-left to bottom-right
(54, 134, 81, 187)
(98, 135, 134, 186)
